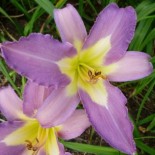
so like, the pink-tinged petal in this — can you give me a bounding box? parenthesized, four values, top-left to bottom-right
(58, 143, 65, 155)
(0, 86, 23, 121)
(0, 121, 25, 155)
(23, 81, 53, 116)
(54, 4, 87, 44)
(1, 33, 76, 87)
(108, 52, 153, 82)
(0, 143, 25, 155)
(57, 110, 90, 140)
(79, 81, 136, 154)
(58, 143, 71, 155)
(37, 149, 46, 155)
(58, 142, 71, 155)
(36, 87, 80, 128)
(0, 121, 23, 141)
(65, 153, 72, 155)
(84, 3, 136, 64)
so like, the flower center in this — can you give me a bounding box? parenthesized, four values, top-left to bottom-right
(77, 62, 106, 84)
(25, 124, 50, 153)
(3, 120, 60, 155)
(76, 53, 108, 84)
(57, 36, 111, 95)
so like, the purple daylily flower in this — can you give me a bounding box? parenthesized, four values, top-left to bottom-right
(0, 3, 153, 154)
(0, 81, 90, 155)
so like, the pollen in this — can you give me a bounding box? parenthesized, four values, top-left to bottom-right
(88, 70, 107, 84)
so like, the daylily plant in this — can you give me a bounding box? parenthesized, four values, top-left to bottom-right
(0, 81, 90, 155)
(0, 3, 153, 155)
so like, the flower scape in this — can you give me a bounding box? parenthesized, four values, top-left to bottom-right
(0, 3, 153, 155)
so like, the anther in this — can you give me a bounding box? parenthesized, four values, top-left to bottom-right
(88, 70, 107, 84)
(25, 138, 40, 152)
(95, 71, 101, 76)
(88, 70, 93, 78)
(25, 140, 33, 150)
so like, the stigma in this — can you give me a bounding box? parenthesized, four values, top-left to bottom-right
(88, 70, 107, 84)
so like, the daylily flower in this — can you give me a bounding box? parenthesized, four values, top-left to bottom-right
(0, 81, 90, 155)
(0, 3, 153, 154)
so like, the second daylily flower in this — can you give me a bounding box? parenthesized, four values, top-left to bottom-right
(0, 82, 90, 155)
(1, 3, 153, 154)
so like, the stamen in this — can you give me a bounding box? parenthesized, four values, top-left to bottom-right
(95, 71, 101, 76)
(88, 70, 107, 84)
(25, 140, 33, 150)
(25, 138, 40, 152)
(88, 70, 93, 78)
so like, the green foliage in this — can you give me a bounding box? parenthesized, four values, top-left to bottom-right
(62, 141, 125, 155)
(0, 0, 155, 154)
(34, 0, 54, 16)
(0, 60, 21, 96)
(24, 6, 44, 35)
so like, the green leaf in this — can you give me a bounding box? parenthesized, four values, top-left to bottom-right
(86, 0, 97, 14)
(147, 117, 155, 131)
(11, 0, 30, 19)
(55, 0, 67, 8)
(34, 0, 54, 16)
(78, 0, 84, 15)
(129, 19, 153, 51)
(62, 142, 125, 155)
(140, 28, 155, 50)
(138, 15, 155, 21)
(146, 40, 154, 55)
(136, 1, 155, 22)
(21, 77, 26, 94)
(136, 140, 155, 155)
(131, 72, 155, 96)
(0, 7, 15, 24)
(136, 79, 155, 123)
(138, 114, 155, 125)
(109, 0, 118, 2)
(0, 59, 21, 96)
(24, 7, 44, 35)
